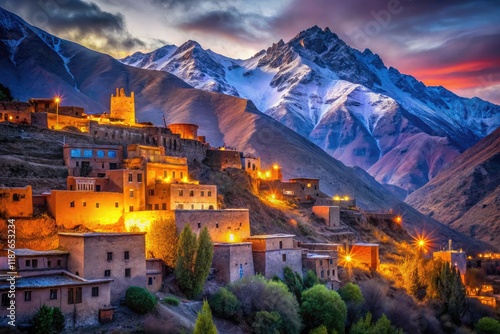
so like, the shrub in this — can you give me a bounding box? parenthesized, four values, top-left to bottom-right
(32, 305, 65, 334)
(209, 287, 241, 319)
(252, 311, 282, 334)
(476, 317, 500, 334)
(194, 300, 217, 334)
(303, 270, 320, 289)
(283, 266, 303, 301)
(162, 296, 180, 306)
(339, 282, 364, 305)
(125, 286, 157, 314)
(229, 275, 302, 334)
(351, 313, 403, 334)
(300, 284, 347, 334)
(147, 218, 178, 268)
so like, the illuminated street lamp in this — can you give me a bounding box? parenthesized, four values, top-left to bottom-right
(54, 96, 61, 128)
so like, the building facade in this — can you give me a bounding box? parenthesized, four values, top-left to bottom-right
(212, 242, 255, 283)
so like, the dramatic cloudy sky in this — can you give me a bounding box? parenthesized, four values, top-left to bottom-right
(1, 0, 499, 104)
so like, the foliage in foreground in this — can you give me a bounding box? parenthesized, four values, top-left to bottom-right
(147, 217, 178, 267)
(350, 313, 403, 334)
(476, 317, 500, 334)
(194, 300, 217, 334)
(32, 305, 65, 334)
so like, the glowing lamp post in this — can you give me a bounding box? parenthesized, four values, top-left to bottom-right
(54, 97, 61, 128)
(229, 233, 234, 242)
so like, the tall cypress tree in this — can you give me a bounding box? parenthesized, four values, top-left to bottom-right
(194, 300, 217, 334)
(449, 267, 467, 323)
(175, 225, 197, 296)
(193, 227, 214, 297)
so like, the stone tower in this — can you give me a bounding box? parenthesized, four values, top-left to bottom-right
(110, 88, 135, 124)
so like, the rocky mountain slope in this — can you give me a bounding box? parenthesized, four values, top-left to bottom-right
(406, 127, 500, 246)
(0, 7, 490, 249)
(122, 26, 500, 195)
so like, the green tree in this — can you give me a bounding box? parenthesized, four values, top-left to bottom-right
(147, 217, 178, 267)
(52, 307, 65, 333)
(209, 287, 241, 319)
(194, 300, 217, 334)
(338, 282, 364, 305)
(32, 305, 54, 334)
(300, 284, 347, 334)
(193, 226, 214, 297)
(309, 325, 328, 334)
(303, 270, 320, 289)
(0, 83, 13, 101)
(448, 266, 467, 324)
(125, 286, 157, 314)
(351, 313, 403, 334)
(283, 266, 303, 301)
(476, 317, 500, 334)
(229, 275, 302, 334)
(175, 225, 214, 299)
(252, 311, 282, 334)
(409, 266, 421, 298)
(175, 225, 198, 297)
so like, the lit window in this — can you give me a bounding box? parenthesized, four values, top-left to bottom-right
(307, 183, 311, 188)
(83, 150, 92, 158)
(96, 150, 105, 158)
(108, 151, 116, 158)
(70, 149, 81, 157)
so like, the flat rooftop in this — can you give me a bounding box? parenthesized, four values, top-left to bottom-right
(10, 249, 69, 256)
(300, 243, 342, 247)
(305, 253, 331, 259)
(213, 242, 252, 246)
(0, 273, 112, 289)
(59, 232, 146, 237)
(352, 243, 379, 247)
(247, 234, 296, 239)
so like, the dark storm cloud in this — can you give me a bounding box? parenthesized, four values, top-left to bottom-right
(0, 0, 146, 53)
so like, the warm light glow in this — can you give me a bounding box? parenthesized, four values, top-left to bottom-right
(8, 115, 13, 120)
(394, 216, 403, 224)
(273, 164, 279, 170)
(333, 196, 341, 201)
(125, 218, 151, 232)
(265, 171, 270, 178)
(418, 239, 426, 248)
(344, 196, 349, 201)
(229, 233, 235, 242)
(182, 176, 188, 183)
(271, 194, 276, 199)
(54, 97, 61, 104)
(345, 255, 352, 262)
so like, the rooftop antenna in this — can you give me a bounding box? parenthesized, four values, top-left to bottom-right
(163, 115, 167, 128)
(448, 239, 452, 251)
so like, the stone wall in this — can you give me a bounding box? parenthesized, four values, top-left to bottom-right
(351, 244, 379, 271)
(175, 209, 250, 243)
(212, 242, 254, 283)
(205, 149, 242, 170)
(252, 249, 302, 279)
(312, 206, 340, 227)
(110, 88, 135, 124)
(0, 186, 33, 218)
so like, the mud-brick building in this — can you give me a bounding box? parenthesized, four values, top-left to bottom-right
(212, 242, 255, 283)
(175, 209, 250, 243)
(246, 234, 302, 279)
(351, 243, 380, 271)
(300, 242, 340, 287)
(0, 248, 112, 328)
(146, 259, 163, 293)
(0, 186, 33, 217)
(58, 232, 147, 303)
(205, 148, 242, 170)
(63, 144, 124, 177)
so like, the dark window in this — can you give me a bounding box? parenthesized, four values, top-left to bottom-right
(115, 202, 119, 208)
(109, 163, 117, 170)
(282, 254, 286, 262)
(148, 277, 153, 285)
(162, 203, 166, 210)
(70, 201, 75, 207)
(128, 173, 133, 182)
(147, 204, 152, 210)
(327, 270, 330, 277)
(2, 293, 9, 307)
(25, 291, 31, 301)
(124, 251, 130, 260)
(96, 185, 101, 192)
(177, 204, 184, 209)
(130, 189, 134, 198)
(75, 287, 82, 303)
(25, 259, 31, 267)
(216, 223, 219, 228)
(208, 191, 212, 197)
(179, 190, 184, 196)
(189, 190, 194, 197)
(137, 174, 142, 183)
(57, 260, 61, 267)
(12, 194, 20, 202)
(154, 204, 159, 210)
(129, 206, 134, 212)
(96, 202, 100, 208)
(200, 191, 204, 197)
(50, 289, 57, 300)
(198, 223, 201, 228)
(70, 185, 74, 190)
(329, 259, 333, 265)
(104, 270, 111, 277)
(125, 268, 131, 278)
(148, 190, 154, 196)
(321, 270, 324, 278)
(279, 241, 283, 249)
(209, 205, 214, 210)
(83, 201, 86, 207)
(92, 287, 99, 297)
(75, 162, 79, 167)
(320, 260, 323, 266)
(32, 259, 38, 268)
(47, 260, 51, 268)
(107, 252, 113, 261)
(172, 171, 176, 179)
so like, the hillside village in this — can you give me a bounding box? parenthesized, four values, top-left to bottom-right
(0, 89, 497, 332)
